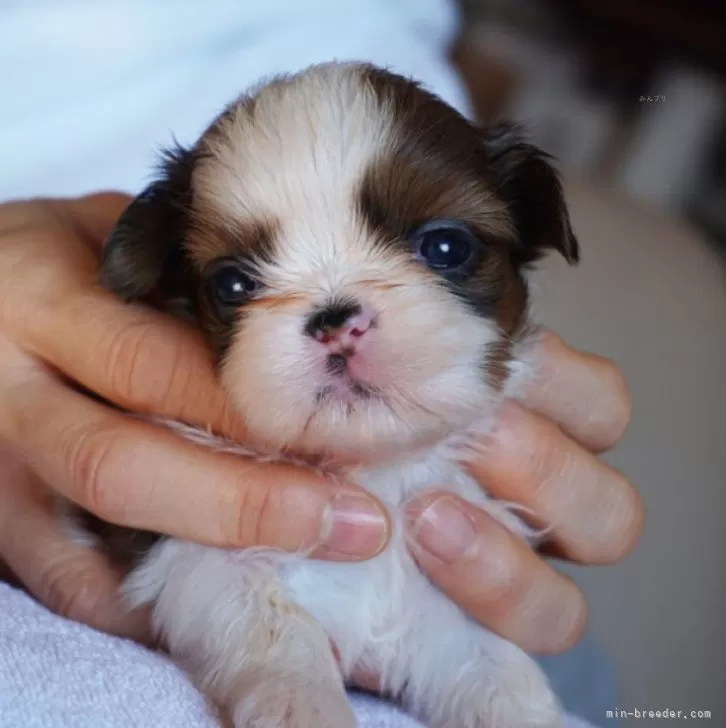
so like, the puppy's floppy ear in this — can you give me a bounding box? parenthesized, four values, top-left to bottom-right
(483, 122, 580, 265)
(100, 145, 195, 300)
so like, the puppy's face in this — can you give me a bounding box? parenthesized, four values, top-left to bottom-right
(103, 63, 578, 461)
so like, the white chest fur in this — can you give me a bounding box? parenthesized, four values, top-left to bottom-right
(121, 428, 559, 728)
(281, 447, 527, 678)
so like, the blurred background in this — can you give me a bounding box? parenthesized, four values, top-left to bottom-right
(447, 2, 726, 726)
(453, 0, 726, 250)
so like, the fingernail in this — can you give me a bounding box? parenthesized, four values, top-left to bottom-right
(319, 492, 389, 560)
(407, 496, 477, 562)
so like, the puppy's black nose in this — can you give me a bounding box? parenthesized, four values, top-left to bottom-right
(304, 299, 362, 340)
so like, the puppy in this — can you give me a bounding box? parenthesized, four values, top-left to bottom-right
(73, 62, 580, 728)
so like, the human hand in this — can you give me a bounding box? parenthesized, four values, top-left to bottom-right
(0, 195, 642, 675)
(403, 333, 643, 657)
(0, 194, 390, 641)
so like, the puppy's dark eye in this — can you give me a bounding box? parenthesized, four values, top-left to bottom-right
(411, 221, 478, 272)
(208, 259, 257, 307)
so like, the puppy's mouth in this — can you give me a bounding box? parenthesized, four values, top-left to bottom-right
(315, 377, 380, 406)
(312, 349, 385, 408)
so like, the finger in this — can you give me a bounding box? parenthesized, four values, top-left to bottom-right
(467, 401, 644, 564)
(522, 332, 632, 453)
(23, 288, 244, 439)
(405, 492, 588, 654)
(52, 192, 131, 249)
(0, 194, 129, 244)
(0, 363, 389, 560)
(1, 196, 239, 439)
(0, 454, 150, 641)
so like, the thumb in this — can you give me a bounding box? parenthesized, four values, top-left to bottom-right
(57, 192, 132, 250)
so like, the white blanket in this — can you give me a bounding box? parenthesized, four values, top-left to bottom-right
(0, 584, 597, 728)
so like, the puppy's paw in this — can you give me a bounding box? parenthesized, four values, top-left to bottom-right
(470, 676, 561, 728)
(411, 650, 561, 728)
(230, 680, 357, 728)
(446, 661, 561, 728)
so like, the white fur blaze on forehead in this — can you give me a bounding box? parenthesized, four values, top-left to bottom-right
(194, 64, 396, 227)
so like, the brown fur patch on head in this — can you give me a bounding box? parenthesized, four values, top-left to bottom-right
(357, 66, 541, 389)
(359, 66, 512, 237)
(185, 216, 280, 271)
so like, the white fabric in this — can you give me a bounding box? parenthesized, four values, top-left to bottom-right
(0, 0, 471, 200)
(0, 584, 598, 728)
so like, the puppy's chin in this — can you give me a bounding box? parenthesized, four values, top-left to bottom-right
(223, 375, 496, 466)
